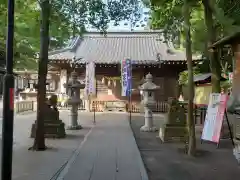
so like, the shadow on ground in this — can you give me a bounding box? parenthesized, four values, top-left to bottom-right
(131, 114, 240, 180)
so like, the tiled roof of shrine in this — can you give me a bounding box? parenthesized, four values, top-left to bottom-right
(48, 31, 200, 64)
(194, 73, 226, 83)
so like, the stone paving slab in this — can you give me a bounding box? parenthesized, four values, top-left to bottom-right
(0, 111, 95, 180)
(0, 111, 148, 180)
(62, 113, 148, 180)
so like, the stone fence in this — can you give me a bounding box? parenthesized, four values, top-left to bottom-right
(58, 100, 169, 113)
(15, 100, 37, 113)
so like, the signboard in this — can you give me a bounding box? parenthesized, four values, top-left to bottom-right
(85, 62, 96, 96)
(121, 59, 132, 96)
(201, 93, 228, 143)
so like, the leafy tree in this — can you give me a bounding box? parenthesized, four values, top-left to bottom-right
(0, 0, 142, 70)
(0, 0, 74, 69)
(1, 0, 143, 150)
(147, 0, 184, 45)
(146, 0, 197, 156)
(183, 0, 196, 156)
(145, 0, 240, 155)
(30, 0, 50, 151)
(31, 0, 142, 151)
(202, 0, 221, 93)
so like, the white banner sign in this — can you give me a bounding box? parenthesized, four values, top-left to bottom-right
(85, 62, 96, 96)
(121, 59, 132, 96)
(201, 93, 228, 143)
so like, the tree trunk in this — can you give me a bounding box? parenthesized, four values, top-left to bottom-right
(183, 0, 196, 156)
(203, 0, 221, 93)
(30, 0, 50, 150)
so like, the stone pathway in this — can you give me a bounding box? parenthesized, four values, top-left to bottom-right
(59, 113, 148, 180)
(0, 111, 93, 180)
(0, 111, 148, 180)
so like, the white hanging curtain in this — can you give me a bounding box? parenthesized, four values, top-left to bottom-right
(101, 77, 105, 84)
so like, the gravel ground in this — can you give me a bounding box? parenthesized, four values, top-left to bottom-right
(130, 113, 240, 180)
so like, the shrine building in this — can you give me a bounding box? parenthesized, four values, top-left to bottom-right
(48, 31, 200, 111)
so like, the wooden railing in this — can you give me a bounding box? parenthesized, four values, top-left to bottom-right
(57, 101, 86, 110)
(91, 101, 107, 112)
(194, 106, 207, 126)
(128, 101, 169, 113)
(179, 102, 207, 126)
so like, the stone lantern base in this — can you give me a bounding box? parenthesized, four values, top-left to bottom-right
(140, 107, 157, 132)
(140, 125, 157, 132)
(67, 125, 82, 130)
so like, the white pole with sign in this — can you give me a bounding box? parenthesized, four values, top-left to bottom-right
(85, 62, 96, 113)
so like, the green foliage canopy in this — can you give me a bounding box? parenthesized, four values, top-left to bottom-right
(145, 0, 240, 85)
(0, 0, 141, 70)
(145, 0, 240, 53)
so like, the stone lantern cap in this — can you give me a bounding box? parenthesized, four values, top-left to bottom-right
(139, 73, 160, 91)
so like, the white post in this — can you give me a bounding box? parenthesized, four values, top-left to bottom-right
(21, 78, 24, 89)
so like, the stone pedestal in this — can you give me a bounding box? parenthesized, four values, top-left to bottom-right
(31, 95, 66, 138)
(140, 107, 157, 132)
(159, 98, 188, 142)
(31, 119, 66, 138)
(67, 105, 82, 130)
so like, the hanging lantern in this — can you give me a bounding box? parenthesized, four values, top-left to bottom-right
(113, 80, 116, 87)
(102, 77, 105, 84)
(108, 79, 111, 86)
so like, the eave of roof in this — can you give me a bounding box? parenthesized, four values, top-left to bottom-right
(49, 59, 201, 67)
(48, 36, 82, 57)
(210, 32, 240, 49)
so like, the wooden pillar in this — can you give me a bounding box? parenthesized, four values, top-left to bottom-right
(231, 43, 240, 97)
(231, 42, 240, 141)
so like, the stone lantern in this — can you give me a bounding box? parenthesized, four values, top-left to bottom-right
(65, 71, 85, 130)
(139, 73, 160, 132)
